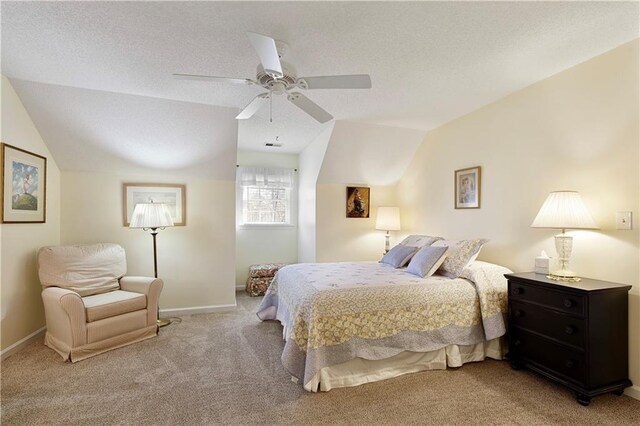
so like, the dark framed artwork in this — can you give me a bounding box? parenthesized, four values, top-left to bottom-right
(346, 186, 370, 218)
(455, 166, 481, 209)
(1, 143, 47, 223)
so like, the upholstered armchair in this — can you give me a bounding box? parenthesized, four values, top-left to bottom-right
(38, 243, 163, 362)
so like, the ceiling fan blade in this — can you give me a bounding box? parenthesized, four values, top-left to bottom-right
(287, 92, 333, 124)
(298, 74, 372, 90)
(236, 93, 270, 120)
(246, 32, 283, 78)
(173, 73, 252, 85)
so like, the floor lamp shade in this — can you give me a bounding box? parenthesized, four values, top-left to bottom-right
(129, 202, 174, 229)
(376, 206, 401, 253)
(531, 191, 598, 280)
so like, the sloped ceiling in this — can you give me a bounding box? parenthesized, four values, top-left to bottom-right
(318, 121, 425, 186)
(1, 1, 638, 166)
(10, 80, 238, 179)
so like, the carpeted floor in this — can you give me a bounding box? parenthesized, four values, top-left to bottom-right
(1, 293, 639, 425)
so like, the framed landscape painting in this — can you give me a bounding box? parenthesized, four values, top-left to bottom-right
(123, 183, 186, 226)
(1, 143, 47, 223)
(455, 166, 481, 209)
(346, 186, 370, 218)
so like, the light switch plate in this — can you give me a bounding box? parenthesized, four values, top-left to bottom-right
(616, 211, 632, 230)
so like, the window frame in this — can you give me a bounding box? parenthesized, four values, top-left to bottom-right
(236, 167, 297, 229)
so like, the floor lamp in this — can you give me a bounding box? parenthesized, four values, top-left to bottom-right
(129, 201, 174, 327)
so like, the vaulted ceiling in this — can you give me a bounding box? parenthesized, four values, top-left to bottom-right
(2, 1, 638, 167)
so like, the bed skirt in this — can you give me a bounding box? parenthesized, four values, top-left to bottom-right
(304, 337, 505, 392)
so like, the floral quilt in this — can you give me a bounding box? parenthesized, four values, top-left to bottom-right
(257, 260, 511, 389)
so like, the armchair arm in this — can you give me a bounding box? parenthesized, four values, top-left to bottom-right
(41, 287, 87, 348)
(119, 276, 163, 326)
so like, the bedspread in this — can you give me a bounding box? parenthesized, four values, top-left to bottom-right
(257, 260, 511, 388)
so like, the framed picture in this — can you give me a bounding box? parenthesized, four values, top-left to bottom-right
(455, 166, 481, 209)
(123, 183, 186, 226)
(346, 186, 370, 218)
(1, 143, 47, 223)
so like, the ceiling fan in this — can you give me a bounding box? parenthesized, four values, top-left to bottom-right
(173, 32, 372, 124)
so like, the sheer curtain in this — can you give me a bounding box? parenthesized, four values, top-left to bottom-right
(237, 166, 295, 188)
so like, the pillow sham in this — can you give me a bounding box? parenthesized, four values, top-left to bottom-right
(406, 246, 448, 278)
(398, 235, 443, 248)
(432, 239, 488, 278)
(380, 245, 419, 268)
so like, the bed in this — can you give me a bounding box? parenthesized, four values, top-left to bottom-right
(257, 257, 512, 392)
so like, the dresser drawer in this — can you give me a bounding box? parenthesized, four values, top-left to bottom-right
(510, 300, 585, 349)
(511, 330, 586, 385)
(509, 281, 584, 316)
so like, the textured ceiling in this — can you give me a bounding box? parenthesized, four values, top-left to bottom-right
(2, 1, 639, 159)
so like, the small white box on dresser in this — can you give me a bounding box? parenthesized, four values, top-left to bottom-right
(534, 251, 551, 275)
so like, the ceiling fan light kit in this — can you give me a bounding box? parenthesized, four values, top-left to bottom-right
(174, 32, 372, 124)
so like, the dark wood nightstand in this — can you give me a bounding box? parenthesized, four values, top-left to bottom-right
(505, 272, 632, 406)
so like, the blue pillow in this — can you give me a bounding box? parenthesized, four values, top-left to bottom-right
(406, 246, 448, 278)
(380, 245, 418, 268)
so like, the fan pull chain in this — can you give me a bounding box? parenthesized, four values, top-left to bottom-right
(269, 92, 273, 123)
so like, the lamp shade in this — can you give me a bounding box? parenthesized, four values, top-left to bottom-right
(376, 206, 401, 231)
(129, 202, 174, 229)
(531, 191, 598, 230)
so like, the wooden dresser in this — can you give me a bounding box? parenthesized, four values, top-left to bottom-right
(505, 272, 632, 406)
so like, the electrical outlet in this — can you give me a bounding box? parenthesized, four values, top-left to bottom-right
(616, 211, 632, 230)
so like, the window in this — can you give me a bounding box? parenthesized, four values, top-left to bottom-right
(237, 166, 296, 226)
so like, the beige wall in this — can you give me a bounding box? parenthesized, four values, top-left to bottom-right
(312, 121, 424, 262)
(298, 124, 333, 262)
(316, 184, 398, 262)
(61, 171, 236, 309)
(0, 76, 61, 352)
(235, 150, 298, 286)
(398, 40, 640, 393)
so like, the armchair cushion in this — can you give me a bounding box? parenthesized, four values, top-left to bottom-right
(38, 243, 126, 297)
(82, 290, 146, 322)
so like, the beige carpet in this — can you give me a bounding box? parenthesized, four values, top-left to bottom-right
(2, 293, 639, 425)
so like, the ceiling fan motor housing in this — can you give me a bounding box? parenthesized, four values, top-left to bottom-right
(256, 62, 297, 94)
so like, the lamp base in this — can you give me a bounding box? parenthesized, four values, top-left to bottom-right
(157, 318, 172, 328)
(550, 233, 581, 282)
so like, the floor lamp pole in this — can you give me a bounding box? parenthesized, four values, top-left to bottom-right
(151, 228, 158, 279)
(148, 227, 170, 327)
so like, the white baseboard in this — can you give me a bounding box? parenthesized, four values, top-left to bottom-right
(1, 326, 46, 361)
(160, 303, 237, 316)
(625, 384, 640, 400)
(236, 285, 245, 291)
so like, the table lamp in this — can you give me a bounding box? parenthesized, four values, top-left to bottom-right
(531, 191, 598, 281)
(376, 206, 401, 254)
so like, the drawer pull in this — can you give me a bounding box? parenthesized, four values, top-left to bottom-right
(511, 287, 524, 296)
(514, 309, 524, 318)
(565, 325, 576, 335)
(563, 299, 575, 308)
(565, 359, 575, 369)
